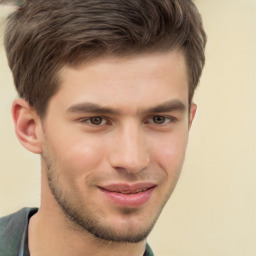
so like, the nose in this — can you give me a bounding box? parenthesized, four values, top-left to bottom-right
(109, 123, 150, 174)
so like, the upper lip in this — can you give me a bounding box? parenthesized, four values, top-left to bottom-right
(99, 183, 156, 194)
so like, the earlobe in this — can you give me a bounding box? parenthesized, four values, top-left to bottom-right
(189, 103, 197, 129)
(12, 99, 43, 154)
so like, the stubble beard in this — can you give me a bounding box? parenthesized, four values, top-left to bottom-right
(42, 151, 166, 244)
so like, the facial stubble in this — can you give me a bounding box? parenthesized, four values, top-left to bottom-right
(42, 148, 170, 244)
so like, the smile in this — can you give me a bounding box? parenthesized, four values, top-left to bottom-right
(98, 183, 156, 207)
(115, 188, 149, 194)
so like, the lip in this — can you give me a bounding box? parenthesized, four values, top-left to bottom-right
(98, 183, 156, 207)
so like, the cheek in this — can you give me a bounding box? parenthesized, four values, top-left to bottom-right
(149, 131, 189, 173)
(47, 134, 108, 178)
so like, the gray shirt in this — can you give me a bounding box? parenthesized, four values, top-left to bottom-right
(0, 208, 154, 256)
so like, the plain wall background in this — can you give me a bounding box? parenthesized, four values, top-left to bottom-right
(0, 1, 255, 255)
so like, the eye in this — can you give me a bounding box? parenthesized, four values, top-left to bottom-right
(149, 115, 176, 125)
(152, 116, 167, 124)
(81, 116, 107, 126)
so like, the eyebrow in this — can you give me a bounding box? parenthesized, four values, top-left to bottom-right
(145, 100, 186, 114)
(67, 102, 119, 115)
(67, 99, 186, 115)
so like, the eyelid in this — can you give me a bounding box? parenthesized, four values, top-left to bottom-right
(78, 116, 110, 126)
(77, 114, 177, 127)
(146, 115, 178, 125)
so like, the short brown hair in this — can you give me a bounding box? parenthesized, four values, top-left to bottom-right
(4, 0, 206, 117)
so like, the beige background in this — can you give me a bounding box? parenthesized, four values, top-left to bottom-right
(0, 0, 255, 255)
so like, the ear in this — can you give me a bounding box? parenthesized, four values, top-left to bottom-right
(189, 102, 197, 129)
(12, 98, 43, 154)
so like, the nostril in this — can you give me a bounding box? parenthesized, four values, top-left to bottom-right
(110, 155, 150, 174)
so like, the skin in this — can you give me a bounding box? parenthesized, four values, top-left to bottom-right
(12, 50, 196, 256)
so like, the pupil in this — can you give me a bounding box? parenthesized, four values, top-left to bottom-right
(91, 117, 102, 125)
(153, 116, 165, 124)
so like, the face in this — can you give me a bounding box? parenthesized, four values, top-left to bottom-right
(40, 50, 196, 243)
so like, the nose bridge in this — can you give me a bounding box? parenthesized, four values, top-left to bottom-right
(110, 121, 149, 173)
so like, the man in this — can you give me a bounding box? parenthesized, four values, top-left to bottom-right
(0, 0, 206, 255)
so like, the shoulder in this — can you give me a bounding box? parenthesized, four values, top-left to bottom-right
(144, 243, 154, 256)
(0, 208, 38, 256)
(0, 207, 37, 232)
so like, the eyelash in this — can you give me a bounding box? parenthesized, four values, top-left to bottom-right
(79, 115, 177, 127)
(79, 116, 109, 126)
(146, 115, 177, 125)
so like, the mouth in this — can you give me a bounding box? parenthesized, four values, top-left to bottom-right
(114, 188, 149, 194)
(98, 183, 156, 207)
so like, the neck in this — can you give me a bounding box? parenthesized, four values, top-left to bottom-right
(28, 206, 146, 256)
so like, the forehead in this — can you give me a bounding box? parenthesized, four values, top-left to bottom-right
(47, 50, 189, 114)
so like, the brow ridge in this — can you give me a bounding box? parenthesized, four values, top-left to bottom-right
(67, 99, 186, 115)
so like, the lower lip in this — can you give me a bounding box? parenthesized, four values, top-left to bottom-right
(99, 187, 155, 207)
